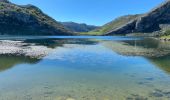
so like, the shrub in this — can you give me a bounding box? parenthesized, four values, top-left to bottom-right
(164, 30, 170, 36)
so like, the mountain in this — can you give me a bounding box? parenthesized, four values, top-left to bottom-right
(83, 15, 140, 35)
(106, 0, 170, 35)
(83, 0, 170, 36)
(0, 0, 73, 35)
(61, 22, 99, 32)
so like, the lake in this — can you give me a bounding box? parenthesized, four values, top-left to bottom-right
(0, 36, 170, 100)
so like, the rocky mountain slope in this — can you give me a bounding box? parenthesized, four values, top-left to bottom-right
(84, 15, 140, 35)
(106, 0, 170, 35)
(0, 0, 73, 35)
(61, 22, 98, 32)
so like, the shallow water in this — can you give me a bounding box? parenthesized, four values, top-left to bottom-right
(0, 36, 170, 100)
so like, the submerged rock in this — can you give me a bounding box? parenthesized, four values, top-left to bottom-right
(150, 92, 163, 97)
(149, 89, 170, 98)
(126, 94, 148, 100)
(144, 77, 154, 81)
(163, 92, 170, 98)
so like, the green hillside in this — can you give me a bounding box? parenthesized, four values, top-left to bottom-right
(80, 15, 140, 35)
(0, 0, 73, 35)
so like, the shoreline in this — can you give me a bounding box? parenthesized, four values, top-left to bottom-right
(0, 40, 53, 59)
(0, 36, 170, 59)
(102, 39, 170, 58)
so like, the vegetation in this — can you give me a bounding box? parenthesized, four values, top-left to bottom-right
(160, 30, 170, 39)
(79, 15, 140, 35)
(164, 30, 170, 36)
(0, 0, 72, 35)
(61, 22, 99, 32)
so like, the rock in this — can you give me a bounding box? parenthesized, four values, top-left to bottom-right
(107, 0, 170, 35)
(150, 91, 164, 97)
(163, 91, 170, 98)
(144, 77, 154, 81)
(127, 94, 148, 100)
(0, 40, 53, 58)
(0, 1, 73, 35)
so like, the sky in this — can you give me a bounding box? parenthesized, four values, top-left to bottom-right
(10, 0, 165, 26)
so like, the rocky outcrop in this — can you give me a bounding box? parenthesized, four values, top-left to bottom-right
(87, 15, 139, 35)
(106, 20, 138, 35)
(0, 0, 73, 35)
(107, 0, 170, 35)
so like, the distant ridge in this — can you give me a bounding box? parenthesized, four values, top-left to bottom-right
(61, 22, 99, 32)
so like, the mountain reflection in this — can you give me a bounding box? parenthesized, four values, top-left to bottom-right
(148, 55, 170, 74)
(23, 38, 98, 48)
(0, 38, 99, 72)
(0, 37, 170, 75)
(0, 55, 40, 72)
(101, 37, 170, 75)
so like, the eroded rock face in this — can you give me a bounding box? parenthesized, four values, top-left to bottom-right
(0, 1, 73, 35)
(107, 0, 170, 35)
(106, 20, 137, 35)
(136, 1, 170, 32)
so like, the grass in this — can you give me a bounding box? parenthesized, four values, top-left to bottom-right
(78, 14, 140, 35)
(160, 30, 170, 39)
(161, 35, 170, 39)
(0, 2, 72, 35)
(79, 31, 104, 35)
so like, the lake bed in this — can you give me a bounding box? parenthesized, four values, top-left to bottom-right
(0, 36, 170, 100)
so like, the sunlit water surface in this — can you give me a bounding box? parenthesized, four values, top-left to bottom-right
(0, 36, 170, 100)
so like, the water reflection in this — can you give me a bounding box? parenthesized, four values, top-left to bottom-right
(123, 38, 160, 48)
(115, 38, 170, 74)
(149, 55, 170, 74)
(23, 38, 98, 48)
(0, 38, 98, 72)
(0, 36, 169, 100)
(101, 37, 170, 75)
(0, 55, 39, 72)
(0, 37, 170, 74)
(123, 38, 170, 50)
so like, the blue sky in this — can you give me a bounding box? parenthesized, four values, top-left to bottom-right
(11, 0, 164, 26)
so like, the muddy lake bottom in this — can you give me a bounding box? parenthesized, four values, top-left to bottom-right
(0, 36, 170, 100)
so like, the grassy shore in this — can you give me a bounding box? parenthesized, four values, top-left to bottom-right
(161, 35, 170, 39)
